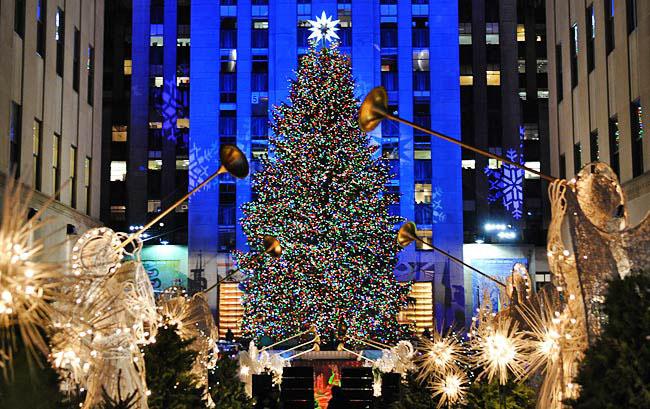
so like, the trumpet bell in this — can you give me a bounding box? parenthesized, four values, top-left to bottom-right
(397, 221, 418, 248)
(220, 144, 249, 179)
(358, 86, 388, 132)
(262, 235, 282, 258)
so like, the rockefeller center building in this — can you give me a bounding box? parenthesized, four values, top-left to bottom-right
(102, 0, 553, 334)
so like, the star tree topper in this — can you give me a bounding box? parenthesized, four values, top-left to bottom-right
(307, 11, 340, 44)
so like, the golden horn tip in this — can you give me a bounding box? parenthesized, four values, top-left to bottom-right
(220, 144, 249, 179)
(263, 235, 282, 258)
(358, 86, 388, 132)
(397, 221, 418, 248)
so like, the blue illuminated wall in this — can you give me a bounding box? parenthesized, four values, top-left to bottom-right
(187, 0, 464, 322)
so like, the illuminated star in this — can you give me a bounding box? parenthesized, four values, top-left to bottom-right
(307, 11, 340, 44)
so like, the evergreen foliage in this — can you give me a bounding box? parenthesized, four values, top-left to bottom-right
(0, 326, 79, 409)
(568, 270, 650, 409)
(236, 43, 410, 343)
(143, 324, 205, 409)
(463, 379, 536, 409)
(389, 371, 437, 409)
(209, 353, 254, 409)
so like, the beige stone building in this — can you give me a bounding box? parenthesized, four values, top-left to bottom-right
(0, 0, 104, 256)
(546, 0, 650, 223)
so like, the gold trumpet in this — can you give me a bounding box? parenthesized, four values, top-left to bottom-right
(119, 144, 249, 249)
(359, 87, 557, 183)
(202, 234, 282, 293)
(397, 221, 506, 287)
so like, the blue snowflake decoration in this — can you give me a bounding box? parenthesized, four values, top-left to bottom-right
(484, 127, 525, 219)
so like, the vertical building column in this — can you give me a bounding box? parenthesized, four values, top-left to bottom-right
(190, 0, 220, 308)
(128, 0, 151, 228)
(269, 1, 297, 109)
(352, 0, 381, 148)
(161, 0, 177, 214)
(397, 0, 416, 276)
(500, 0, 520, 149)
(236, 0, 252, 250)
(429, 0, 464, 326)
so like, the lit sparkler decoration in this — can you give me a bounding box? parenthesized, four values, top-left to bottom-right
(0, 177, 67, 368)
(471, 316, 528, 385)
(430, 370, 469, 409)
(417, 328, 467, 383)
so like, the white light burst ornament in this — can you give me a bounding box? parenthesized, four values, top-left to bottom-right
(307, 11, 340, 44)
(431, 370, 469, 409)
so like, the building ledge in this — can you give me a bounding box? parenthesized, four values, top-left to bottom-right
(623, 170, 650, 202)
(0, 172, 102, 229)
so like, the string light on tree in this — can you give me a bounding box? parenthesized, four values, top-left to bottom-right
(236, 43, 410, 343)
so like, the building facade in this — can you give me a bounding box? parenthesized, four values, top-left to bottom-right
(103, 1, 558, 328)
(546, 0, 649, 222)
(1, 0, 104, 256)
(458, 0, 552, 318)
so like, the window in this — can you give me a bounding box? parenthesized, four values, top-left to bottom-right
(110, 205, 126, 221)
(70, 146, 77, 208)
(36, 0, 45, 56)
(609, 116, 620, 176)
(605, 0, 615, 54)
(413, 50, 430, 91)
(415, 184, 432, 204)
(524, 162, 541, 179)
(56, 8, 65, 76)
(631, 101, 644, 177)
(559, 154, 566, 179)
(337, 2, 352, 47)
(381, 56, 398, 91)
(380, 22, 398, 48)
(415, 229, 433, 250)
(52, 134, 61, 198)
(220, 18, 237, 48)
(10, 102, 22, 178)
(627, 0, 637, 34)
(87, 46, 95, 105)
(14, 0, 25, 38)
(590, 130, 599, 162)
(252, 19, 268, 48)
(555, 44, 563, 102)
(516, 24, 525, 42)
(573, 142, 582, 174)
(570, 24, 578, 88)
(486, 22, 499, 44)
(412, 18, 429, 47)
(124, 60, 133, 75)
(110, 161, 127, 181)
(73, 29, 80, 92)
(252, 60, 268, 92)
(459, 23, 472, 44)
(32, 120, 42, 190)
(148, 200, 161, 213)
(586, 5, 595, 72)
(84, 157, 91, 214)
(487, 70, 500, 86)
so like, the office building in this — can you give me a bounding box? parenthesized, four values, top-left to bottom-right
(1, 0, 105, 256)
(546, 0, 649, 222)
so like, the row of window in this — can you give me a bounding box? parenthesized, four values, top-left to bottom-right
(9, 102, 92, 214)
(560, 101, 644, 179)
(14, 1, 95, 104)
(560, 0, 638, 99)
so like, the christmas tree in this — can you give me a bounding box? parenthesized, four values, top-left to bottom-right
(209, 354, 255, 409)
(143, 325, 206, 408)
(236, 43, 410, 343)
